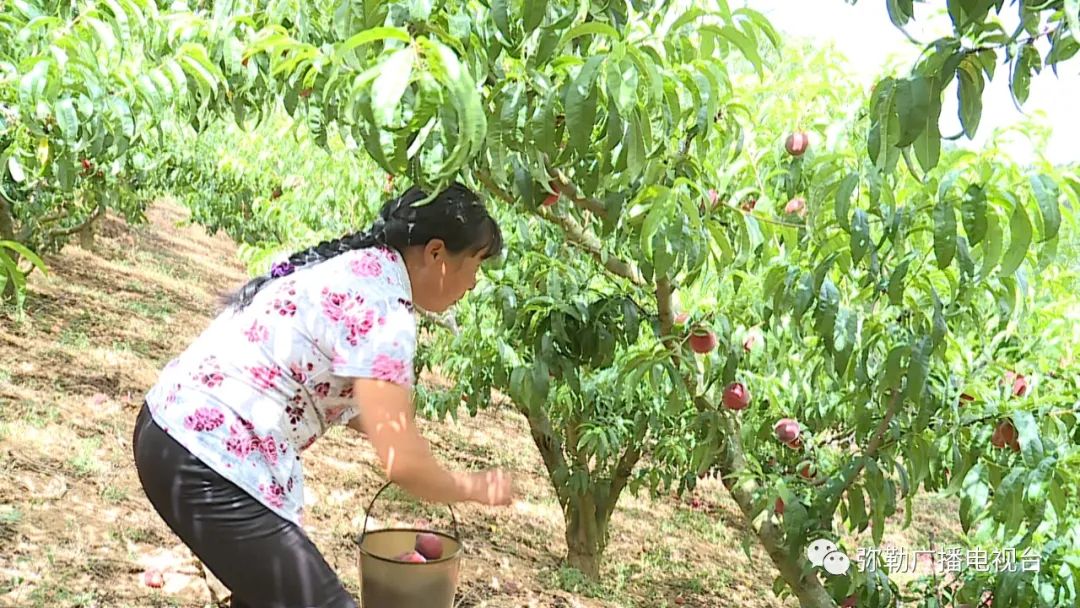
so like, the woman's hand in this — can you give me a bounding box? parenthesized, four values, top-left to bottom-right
(352, 378, 515, 507)
(466, 469, 515, 506)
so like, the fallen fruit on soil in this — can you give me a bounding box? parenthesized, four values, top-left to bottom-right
(143, 569, 164, 588)
(414, 532, 444, 560)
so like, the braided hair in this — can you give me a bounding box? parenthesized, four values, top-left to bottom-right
(225, 182, 503, 310)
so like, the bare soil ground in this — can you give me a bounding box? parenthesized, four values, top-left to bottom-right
(0, 201, 961, 608)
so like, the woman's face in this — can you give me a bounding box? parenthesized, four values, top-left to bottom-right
(408, 240, 485, 313)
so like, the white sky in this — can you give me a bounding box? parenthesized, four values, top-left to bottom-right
(747, 0, 1078, 165)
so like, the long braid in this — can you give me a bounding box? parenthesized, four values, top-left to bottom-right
(223, 182, 502, 311)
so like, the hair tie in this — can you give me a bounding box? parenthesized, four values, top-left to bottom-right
(270, 261, 295, 278)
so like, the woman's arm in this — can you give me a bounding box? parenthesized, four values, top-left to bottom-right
(350, 378, 513, 505)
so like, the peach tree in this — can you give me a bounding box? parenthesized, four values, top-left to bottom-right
(218, 0, 1080, 606)
(4, 0, 1079, 606)
(0, 0, 282, 305)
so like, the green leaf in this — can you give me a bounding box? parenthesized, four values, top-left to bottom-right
(56, 153, 75, 190)
(956, 63, 983, 137)
(1029, 174, 1061, 242)
(1049, 477, 1067, 523)
(849, 209, 871, 265)
(565, 55, 605, 158)
(905, 337, 931, 404)
(814, 279, 840, 351)
(531, 360, 550, 405)
(835, 173, 858, 230)
(1011, 44, 1040, 105)
(961, 184, 987, 245)
(492, 0, 513, 45)
(979, 210, 1003, 278)
(999, 200, 1031, 275)
(991, 467, 1024, 529)
(881, 345, 907, 392)
(930, 289, 946, 348)
(706, 25, 764, 78)
(848, 485, 868, 532)
(338, 26, 410, 54)
(53, 98, 78, 140)
(640, 189, 671, 260)
(561, 22, 620, 48)
(895, 76, 930, 147)
(0, 252, 26, 306)
(959, 463, 989, 533)
(1011, 411, 1045, 465)
(626, 112, 646, 177)
(371, 48, 415, 126)
(933, 198, 956, 269)
(888, 257, 912, 306)
(523, 0, 547, 32)
(886, 0, 914, 26)
(7, 155, 26, 183)
(0, 240, 47, 272)
(1066, 0, 1080, 51)
(793, 273, 814, 320)
(956, 236, 975, 277)
(912, 80, 942, 173)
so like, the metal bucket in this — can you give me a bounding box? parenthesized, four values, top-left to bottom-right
(356, 482, 462, 608)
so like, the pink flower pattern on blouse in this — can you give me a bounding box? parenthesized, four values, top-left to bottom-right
(143, 246, 417, 527)
(350, 254, 382, 278)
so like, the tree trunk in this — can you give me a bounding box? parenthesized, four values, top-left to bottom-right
(713, 414, 837, 608)
(0, 195, 17, 304)
(564, 493, 609, 580)
(0, 193, 15, 242)
(78, 219, 95, 250)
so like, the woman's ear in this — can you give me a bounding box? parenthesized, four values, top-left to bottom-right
(423, 238, 447, 262)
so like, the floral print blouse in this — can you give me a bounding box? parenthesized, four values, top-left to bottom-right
(144, 246, 416, 527)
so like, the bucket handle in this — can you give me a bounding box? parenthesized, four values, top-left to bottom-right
(358, 481, 461, 546)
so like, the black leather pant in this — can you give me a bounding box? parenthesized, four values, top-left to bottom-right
(132, 403, 356, 608)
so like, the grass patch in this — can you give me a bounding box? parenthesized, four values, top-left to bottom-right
(58, 328, 90, 349)
(0, 505, 22, 527)
(3, 400, 60, 427)
(124, 299, 175, 320)
(549, 565, 607, 598)
(99, 485, 128, 504)
(69, 437, 103, 478)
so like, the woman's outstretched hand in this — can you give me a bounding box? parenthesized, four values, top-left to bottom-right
(467, 469, 515, 506)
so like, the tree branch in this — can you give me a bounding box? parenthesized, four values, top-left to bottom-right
(818, 390, 905, 523)
(604, 419, 647, 519)
(0, 191, 15, 241)
(520, 403, 571, 509)
(548, 169, 607, 219)
(715, 413, 837, 607)
(475, 171, 515, 205)
(552, 212, 646, 286)
(655, 277, 677, 348)
(43, 203, 104, 242)
(901, 148, 925, 184)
